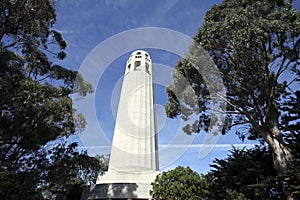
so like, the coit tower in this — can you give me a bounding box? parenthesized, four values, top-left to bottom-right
(86, 50, 159, 200)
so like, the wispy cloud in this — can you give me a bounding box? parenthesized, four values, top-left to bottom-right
(159, 143, 256, 148)
(79, 143, 257, 151)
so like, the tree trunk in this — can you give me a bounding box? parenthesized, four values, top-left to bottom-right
(261, 103, 294, 199)
(265, 127, 294, 200)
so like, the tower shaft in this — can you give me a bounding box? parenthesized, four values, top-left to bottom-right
(109, 50, 158, 172)
(89, 50, 159, 200)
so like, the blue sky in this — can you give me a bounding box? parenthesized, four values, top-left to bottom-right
(53, 0, 300, 174)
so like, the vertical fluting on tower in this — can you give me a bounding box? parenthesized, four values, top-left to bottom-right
(107, 50, 158, 173)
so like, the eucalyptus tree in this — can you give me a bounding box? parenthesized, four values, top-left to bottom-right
(165, 0, 299, 199)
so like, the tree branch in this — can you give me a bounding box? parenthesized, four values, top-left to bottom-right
(228, 121, 250, 128)
(2, 37, 22, 49)
(37, 73, 55, 82)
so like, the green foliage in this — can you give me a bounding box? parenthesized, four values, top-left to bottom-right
(194, 0, 300, 140)
(165, 1, 299, 198)
(150, 166, 211, 199)
(166, 0, 300, 141)
(151, 146, 290, 200)
(281, 91, 300, 199)
(225, 189, 246, 200)
(209, 146, 284, 199)
(0, 1, 97, 199)
(95, 154, 110, 175)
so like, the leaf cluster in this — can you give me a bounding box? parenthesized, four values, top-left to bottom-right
(165, 0, 300, 140)
(209, 146, 284, 199)
(151, 146, 291, 199)
(281, 90, 300, 198)
(0, 1, 97, 199)
(150, 166, 210, 200)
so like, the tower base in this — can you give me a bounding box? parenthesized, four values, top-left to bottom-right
(81, 183, 151, 200)
(81, 170, 159, 200)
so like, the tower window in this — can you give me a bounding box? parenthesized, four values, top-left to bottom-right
(127, 64, 131, 69)
(136, 52, 141, 55)
(146, 62, 150, 73)
(134, 61, 141, 70)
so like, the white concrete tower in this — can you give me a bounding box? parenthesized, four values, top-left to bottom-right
(107, 50, 159, 173)
(84, 50, 159, 200)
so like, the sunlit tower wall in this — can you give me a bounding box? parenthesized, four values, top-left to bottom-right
(108, 50, 159, 173)
(82, 50, 159, 200)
